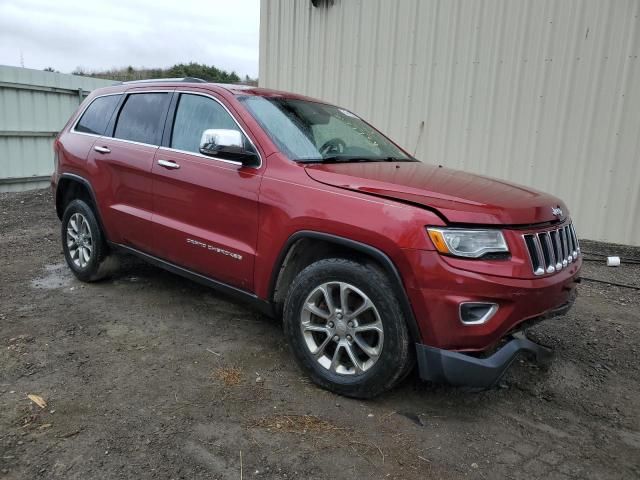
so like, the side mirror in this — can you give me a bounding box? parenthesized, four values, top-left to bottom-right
(199, 129, 259, 166)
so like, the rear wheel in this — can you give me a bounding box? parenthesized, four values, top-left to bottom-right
(283, 258, 414, 398)
(61, 199, 112, 282)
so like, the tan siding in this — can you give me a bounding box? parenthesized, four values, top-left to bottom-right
(260, 0, 640, 246)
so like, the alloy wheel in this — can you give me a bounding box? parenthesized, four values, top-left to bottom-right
(300, 281, 384, 375)
(66, 212, 93, 268)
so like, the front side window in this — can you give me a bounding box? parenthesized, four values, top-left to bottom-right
(75, 95, 121, 135)
(114, 93, 171, 145)
(238, 96, 413, 163)
(171, 93, 252, 154)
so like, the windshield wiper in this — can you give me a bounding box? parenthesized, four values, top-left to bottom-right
(325, 156, 383, 163)
(299, 156, 378, 164)
(379, 156, 419, 162)
(300, 156, 414, 164)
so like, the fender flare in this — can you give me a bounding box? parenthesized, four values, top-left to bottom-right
(56, 173, 108, 239)
(269, 230, 422, 341)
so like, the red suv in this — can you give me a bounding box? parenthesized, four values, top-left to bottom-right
(52, 78, 581, 398)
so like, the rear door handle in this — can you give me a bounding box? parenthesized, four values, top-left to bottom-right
(94, 146, 111, 154)
(157, 159, 180, 170)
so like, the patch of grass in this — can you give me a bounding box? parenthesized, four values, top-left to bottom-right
(212, 366, 243, 386)
(251, 414, 343, 434)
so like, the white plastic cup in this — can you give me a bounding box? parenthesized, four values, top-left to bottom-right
(607, 256, 621, 267)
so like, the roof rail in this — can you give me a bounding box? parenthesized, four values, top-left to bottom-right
(123, 77, 207, 84)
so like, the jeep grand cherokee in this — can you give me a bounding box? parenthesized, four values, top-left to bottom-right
(52, 78, 581, 398)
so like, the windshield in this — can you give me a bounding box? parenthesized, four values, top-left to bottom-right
(238, 96, 413, 163)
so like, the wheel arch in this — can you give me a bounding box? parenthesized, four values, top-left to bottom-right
(55, 173, 107, 239)
(269, 231, 421, 342)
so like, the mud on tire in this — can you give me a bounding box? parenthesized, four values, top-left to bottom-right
(61, 199, 115, 282)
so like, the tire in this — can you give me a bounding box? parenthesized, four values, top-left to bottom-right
(283, 258, 414, 398)
(61, 199, 112, 282)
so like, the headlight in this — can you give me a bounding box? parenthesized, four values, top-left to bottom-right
(427, 228, 509, 258)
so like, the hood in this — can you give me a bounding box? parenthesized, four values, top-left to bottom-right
(304, 162, 568, 225)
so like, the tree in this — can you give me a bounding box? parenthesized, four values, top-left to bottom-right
(166, 62, 240, 83)
(80, 62, 242, 83)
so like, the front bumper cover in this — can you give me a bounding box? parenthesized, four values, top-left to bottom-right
(416, 299, 574, 388)
(416, 333, 553, 388)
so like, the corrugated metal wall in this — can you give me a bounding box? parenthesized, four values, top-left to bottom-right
(259, 0, 640, 246)
(0, 66, 116, 192)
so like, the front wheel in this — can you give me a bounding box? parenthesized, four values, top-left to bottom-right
(283, 258, 414, 398)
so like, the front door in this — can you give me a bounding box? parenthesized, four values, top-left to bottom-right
(151, 92, 262, 291)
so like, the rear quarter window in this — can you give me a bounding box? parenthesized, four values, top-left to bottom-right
(114, 93, 171, 145)
(75, 95, 121, 135)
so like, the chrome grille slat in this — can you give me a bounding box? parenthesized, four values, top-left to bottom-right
(560, 227, 569, 266)
(569, 224, 579, 258)
(523, 222, 580, 276)
(523, 235, 544, 275)
(550, 230, 562, 270)
(565, 227, 573, 264)
(532, 235, 546, 276)
(541, 233, 556, 273)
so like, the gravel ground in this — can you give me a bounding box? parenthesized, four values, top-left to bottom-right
(1, 189, 639, 480)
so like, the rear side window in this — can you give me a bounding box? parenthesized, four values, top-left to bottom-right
(114, 93, 171, 145)
(75, 95, 121, 135)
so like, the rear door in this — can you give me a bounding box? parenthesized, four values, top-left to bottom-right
(88, 90, 172, 251)
(151, 91, 262, 291)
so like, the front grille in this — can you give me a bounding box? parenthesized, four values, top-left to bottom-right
(523, 223, 580, 276)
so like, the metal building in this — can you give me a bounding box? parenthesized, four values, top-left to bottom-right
(0, 65, 116, 192)
(259, 0, 640, 246)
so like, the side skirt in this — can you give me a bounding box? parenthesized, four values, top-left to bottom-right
(110, 243, 275, 318)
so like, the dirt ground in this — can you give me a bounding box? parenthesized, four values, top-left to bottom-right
(1, 189, 639, 480)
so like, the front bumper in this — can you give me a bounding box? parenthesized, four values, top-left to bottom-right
(402, 249, 582, 350)
(416, 299, 573, 388)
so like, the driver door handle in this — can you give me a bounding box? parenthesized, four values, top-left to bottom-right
(94, 146, 111, 154)
(158, 159, 180, 170)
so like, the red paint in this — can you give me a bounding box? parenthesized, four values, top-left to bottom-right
(52, 82, 580, 352)
(304, 162, 568, 225)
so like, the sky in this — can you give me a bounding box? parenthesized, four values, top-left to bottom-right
(0, 0, 260, 77)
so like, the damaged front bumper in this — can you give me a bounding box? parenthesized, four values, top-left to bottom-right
(416, 333, 553, 388)
(416, 299, 575, 388)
